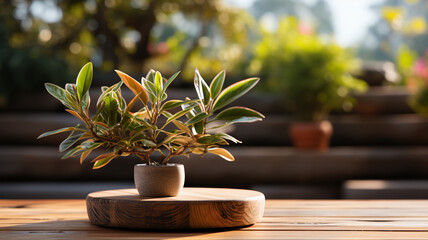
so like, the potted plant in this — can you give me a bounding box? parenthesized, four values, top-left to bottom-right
(252, 17, 367, 150)
(38, 62, 264, 197)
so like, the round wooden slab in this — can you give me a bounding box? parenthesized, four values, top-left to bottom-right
(86, 188, 265, 230)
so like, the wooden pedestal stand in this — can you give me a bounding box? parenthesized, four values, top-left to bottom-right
(86, 188, 265, 230)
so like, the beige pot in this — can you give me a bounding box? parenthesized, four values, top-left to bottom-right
(134, 164, 185, 197)
(289, 120, 333, 151)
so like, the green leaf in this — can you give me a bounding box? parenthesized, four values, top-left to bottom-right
(186, 112, 210, 125)
(166, 107, 193, 124)
(161, 111, 173, 119)
(81, 92, 90, 111)
(112, 82, 123, 92)
(160, 71, 180, 98)
(92, 152, 117, 169)
(197, 135, 227, 145)
(160, 93, 168, 102)
(208, 116, 263, 130)
(96, 82, 122, 107)
(160, 100, 197, 112)
(154, 71, 163, 97)
(130, 132, 147, 143)
(38, 126, 81, 139)
(212, 78, 259, 111)
(141, 78, 157, 103)
(210, 70, 225, 99)
(146, 69, 156, 83)
(213, 107, 265, 122)
(141, 139, 156, 147)
(45, 83, 76, 110)
(62, 145, 84, 159)
(62, 140, 101, 160)
(59, 132, 83, 152)
(194, 69, 210, 108)
(76, 62, 93, 101)
(134, 114, 154, 130)
(103, 94, 119, 126)
(64, 83, 82, 110)
(65, 83, 77, 97)
(193, 121, 204, 135)
(215, 133, 242, 144)
(207, 148, 235, 161)
(81, 141, 103, 151)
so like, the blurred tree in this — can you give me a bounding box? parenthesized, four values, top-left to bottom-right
(310, 0, 334, 35)
(251, 0, 303, 19)
(250, 0, 334, 35)
(5, 0, 252, 74)
(360, 0, 428, 61)
(0, 0, 254, 101)
(0, 1, 71, 105)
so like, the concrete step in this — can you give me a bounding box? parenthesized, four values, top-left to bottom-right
(1, 146, 428, 186)
(3, 113, 428, 146)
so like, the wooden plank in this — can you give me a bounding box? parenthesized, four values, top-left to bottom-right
(2, 230, 428, 240)
(86, 188, 265, 229)
(3, 200, 428, 239)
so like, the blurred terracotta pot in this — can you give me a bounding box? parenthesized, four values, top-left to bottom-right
(289, 120, 333, 150)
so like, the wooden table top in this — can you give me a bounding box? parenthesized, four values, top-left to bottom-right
(2, 199, 428, 239)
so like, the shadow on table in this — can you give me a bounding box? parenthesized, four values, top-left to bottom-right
(1, 218, 250, 239)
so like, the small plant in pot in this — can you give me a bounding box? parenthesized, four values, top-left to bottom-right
(38, 62, 264, 197)
(252, 17, 367, 150)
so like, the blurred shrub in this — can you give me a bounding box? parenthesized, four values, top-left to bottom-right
(0, 26, 71, 106)
(407, 50, 428, 116)
(396, 45, 418, 86)
(250, 17, 367, 121)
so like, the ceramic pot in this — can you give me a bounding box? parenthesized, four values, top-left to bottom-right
(134, 163, 185, 197)
(289, 120, 333, 151)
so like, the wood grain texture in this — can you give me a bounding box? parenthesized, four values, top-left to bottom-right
(4, 199, 428, 239)
(86, 188, 265, 229)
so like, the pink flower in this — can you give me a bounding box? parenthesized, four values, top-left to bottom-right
(414, 58, 428, 78)
(298, 23, 313, 35)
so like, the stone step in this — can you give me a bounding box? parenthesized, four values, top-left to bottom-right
(0, 182, 338, 199)
(2, 113, 428, 146)
(0, 182, 134, 199)
(343, 180, 428, 199)
(1, 146, 428, 187)
(2, 87, 413, 115)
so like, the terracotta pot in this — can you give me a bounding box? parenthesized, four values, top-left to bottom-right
(134, 164, 185, 197)
(289, 120, 333, 150)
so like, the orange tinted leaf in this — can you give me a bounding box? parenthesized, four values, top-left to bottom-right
(93, 121, 109, 129)
(65, 109, 86, 122)
(207, 148, 235, 161)
(115, 70, 149, 104)
(133, 110, 150, 119)
(172, 120, 191, 135)
(38, 126, 81, 139)
(80, 149, 92, 164)
(91, 152, 116, 169)
(126, 92, 143, 112)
